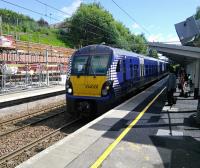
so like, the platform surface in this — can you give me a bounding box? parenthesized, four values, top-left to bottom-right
(0, 85, 65, 104)
(16, 77, 200, 168)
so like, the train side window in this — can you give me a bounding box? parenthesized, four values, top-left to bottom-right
(143, 64, 145, 76)
(134, 65, 138, 78)
(116, 60, 120, 72)
(145, 65, 148, 76)
(149, 65, 151, 74)
(130, 64, 133, 78)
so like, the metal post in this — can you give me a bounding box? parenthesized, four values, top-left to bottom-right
(16, 18, 18, 40)
(196, 60, 200, 124)
(46, 49, 49, 86)
(0, 64, 2, 91)
(0, 16, 2, 35)
(25, 63, 28, 87)
(194, 60, 200, 99)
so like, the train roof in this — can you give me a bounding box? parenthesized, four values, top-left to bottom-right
(75, 45, 168, 63)
(110, 46, 166, 62)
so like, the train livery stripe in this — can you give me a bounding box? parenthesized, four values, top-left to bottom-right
(90, 87, 166, 168)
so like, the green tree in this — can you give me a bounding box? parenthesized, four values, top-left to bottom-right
(149, 49, 158, 58)
(195, 7, 200, 19)
(67, 3, 118, 48)
(66, 2, 147, 54)
(0, 9, 71, 47)
(37, 18, 49, 27)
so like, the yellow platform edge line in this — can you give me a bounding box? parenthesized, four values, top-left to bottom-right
(90, 87, 166, 168)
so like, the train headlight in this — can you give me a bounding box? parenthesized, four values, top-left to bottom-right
(67, 88, 72, 94)
(102, 88, 108, 96)
(101, 80, 113, 96)
(106, 85, 110, 90)
(66, 80, 73, 94)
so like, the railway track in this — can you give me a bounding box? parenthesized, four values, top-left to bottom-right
(0, 102, 65, 126)
(0, 110, 65, 137)
(0, 118, 80, 165)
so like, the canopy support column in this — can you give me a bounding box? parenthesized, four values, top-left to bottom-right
(195, 60, 200, 123)
(194, 60, 200, 99)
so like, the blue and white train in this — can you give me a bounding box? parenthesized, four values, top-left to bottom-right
(65, 45, 168, 117)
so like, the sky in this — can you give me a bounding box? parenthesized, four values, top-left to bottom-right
(0, 0, 200, 44)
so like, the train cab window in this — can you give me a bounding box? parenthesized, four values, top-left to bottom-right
(72, 55, 89, 74)
(116, 60, 120, 72)
(89, 55, 110, 75)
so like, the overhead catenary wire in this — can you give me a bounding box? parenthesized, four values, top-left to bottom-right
(0, 0, 61, 22)
(34, 0, 71, 17)
(35, 0, 176, 44)
(34, 0, 116, 37)
(30, 0, 150, 43)
(34, 0, 117, 41)
(111, 0, 151, 36)
(0, 0, 178, 45)
(0, 0, 112, 41)
(33, 0, 144, 44)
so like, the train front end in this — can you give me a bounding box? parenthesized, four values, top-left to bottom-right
(66, 45, 113, 117)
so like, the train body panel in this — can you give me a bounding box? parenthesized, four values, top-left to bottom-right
(65, 45, 168, 117)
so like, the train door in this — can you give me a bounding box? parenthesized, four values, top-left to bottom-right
(122, 57, 126, 81)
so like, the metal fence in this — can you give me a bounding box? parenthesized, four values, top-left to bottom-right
(0, 43, 74, 94)
(0, 15, 75, 94)
(0, 62, 66, 93)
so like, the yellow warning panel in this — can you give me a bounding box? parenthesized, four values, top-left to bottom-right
(70, 75, 107, 97)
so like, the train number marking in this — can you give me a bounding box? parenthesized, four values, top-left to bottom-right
(85, 84, 98, 89)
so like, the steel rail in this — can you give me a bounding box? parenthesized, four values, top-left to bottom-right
(0, 102, 65, 126)
(0, 110, 65, 137)
(0, 118, 80, 164)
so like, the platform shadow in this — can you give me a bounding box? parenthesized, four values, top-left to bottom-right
(150, 135, 200, 168)
(89, 88, 200, 167)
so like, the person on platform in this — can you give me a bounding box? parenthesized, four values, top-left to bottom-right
(167, 67, 176, 106)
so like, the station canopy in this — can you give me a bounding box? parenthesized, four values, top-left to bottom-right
(148, 42, 200, 65)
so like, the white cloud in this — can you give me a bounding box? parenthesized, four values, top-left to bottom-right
(61, 0, 82, 18)
(165, 34, 181, 44)
(148, 33, 181, 45)
(132, 23, 140, 29)
(148, 33, 163, 42)
(147, 25, 161, 31)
